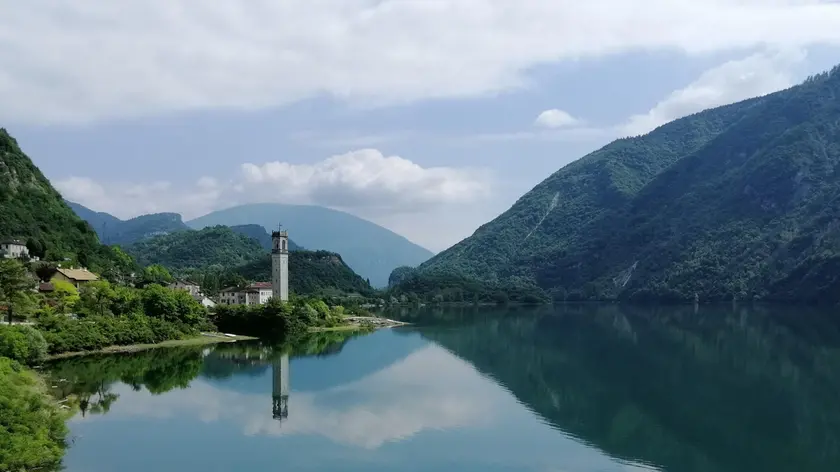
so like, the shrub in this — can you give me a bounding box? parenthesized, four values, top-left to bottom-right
(0, 357, 68, 471)
(0, 325, 49, 365)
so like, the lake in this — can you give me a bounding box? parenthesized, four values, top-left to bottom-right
(47, 304, 840, 472)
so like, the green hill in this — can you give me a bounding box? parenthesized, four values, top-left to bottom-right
(125, 225, 265, 270)
(66, 201, 190, 245)
(186, 203, 433, 288)
(125, 225, 372, 295)
(408, 65, 840, 304)
(0, 129, 131, 274)
(235, 251, 374, 296)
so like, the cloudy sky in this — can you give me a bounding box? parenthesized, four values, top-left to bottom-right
(3, 1, 840, 252)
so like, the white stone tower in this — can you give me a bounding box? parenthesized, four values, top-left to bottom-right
(271, 227, 289, 302)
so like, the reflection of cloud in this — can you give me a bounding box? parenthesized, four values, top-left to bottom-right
(75, 345, 494, 449)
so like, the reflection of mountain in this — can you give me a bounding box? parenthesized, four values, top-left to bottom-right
(419, 305, 840, 472)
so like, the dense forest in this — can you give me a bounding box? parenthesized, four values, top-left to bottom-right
(404, 65, 840, 304)
(125, 225, 373, 296)
(0, 129, 135, 277)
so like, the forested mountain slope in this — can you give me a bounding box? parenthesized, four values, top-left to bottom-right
(0, 129, 129, 273)
(413, 65, 840, 303)
(125, 225, 372, 295)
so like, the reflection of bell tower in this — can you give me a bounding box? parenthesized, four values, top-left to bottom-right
(272, 353, 289, 421)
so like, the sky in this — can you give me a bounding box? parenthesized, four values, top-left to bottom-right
(2, 1, 840, 252)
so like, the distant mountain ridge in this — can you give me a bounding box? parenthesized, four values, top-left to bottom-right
(67, 202, 431, 287)
(66, 201, 189, 245)
(408, 65, 840, 304)
(187, 203, 434, 287)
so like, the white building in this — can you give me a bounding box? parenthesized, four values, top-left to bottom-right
(0, 239, 29, 259)
(271, 229, 289, 302)
(168, 280, 202, 297)
(219, 282, 273, 306)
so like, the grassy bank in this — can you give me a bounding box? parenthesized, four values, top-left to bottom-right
(45, 333, 257, 360)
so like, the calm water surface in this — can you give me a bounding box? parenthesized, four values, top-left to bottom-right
(47, 305, 840, 472)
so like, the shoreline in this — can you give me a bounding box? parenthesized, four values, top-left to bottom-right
(44, 333, 258, 360)
(310, 316, 410, 332)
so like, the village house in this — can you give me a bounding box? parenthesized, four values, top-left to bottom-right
(168, 279, 202, 297)
(51, 267, 99, 289)
(0, 239, 29, 259)
(219, 282, 273, 306)
(167, 279, 216, 308)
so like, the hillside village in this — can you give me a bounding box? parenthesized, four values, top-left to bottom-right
(1, 229, 293, 311)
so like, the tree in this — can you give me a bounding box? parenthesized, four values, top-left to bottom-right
(52, 279, 80, 313)
(25, 237, 45, 259)
(142, 264, 174, 286)
(0, 259, 35, 324)
(78, 280, 116, 317)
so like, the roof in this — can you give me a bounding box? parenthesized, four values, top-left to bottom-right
(38, 282, 55, 292)
(172, 279, 200, 286)
(1, 239, 26, 246)
(249, 282, 272, 289)
(220, 286, 242, 293)
(55, 267, 99, 282)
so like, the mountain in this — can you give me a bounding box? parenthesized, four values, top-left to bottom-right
(125, 225, 373, 295)
(228, 224, 302, 251)
(410, 65, 840, 304)
(66, 201, 189, 245)
(186, 203, 433, 288)
(125, 225, 265, 270)
(0, 129, 130, 273)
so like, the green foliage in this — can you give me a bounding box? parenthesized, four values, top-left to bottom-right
(140, 263, 174, 286)
(126, 225, 267, 271)
(410, 65, 840, 303)
(0, 130, 136, 277)
(0, 325, 48, 365)
(35, 282, 210, 355)
(127, 223, 374, 296)
(235, 250, 375, 296)
(0, 357, 67, 472)
(0, 258, 36, 321)
(212, 297, 345, 338)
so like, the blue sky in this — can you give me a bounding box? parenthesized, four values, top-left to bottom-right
(2, 1, 840, 252)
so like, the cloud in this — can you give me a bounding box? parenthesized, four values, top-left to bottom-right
(240, 149, 488, 211)
(2, 1, 840, 124)
(534, 109, 580, 129)
(621, 48, 808, 136)
(56, 148, 489, 219)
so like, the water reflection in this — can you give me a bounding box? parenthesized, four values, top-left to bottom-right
(46, 305, 840, 472)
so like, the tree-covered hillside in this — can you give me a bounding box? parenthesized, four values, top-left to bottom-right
(125, 225, 372, 296)
(0, 129, 132, 274)
(236, 251, 374, 296)
(66, 201, 190, 245)
(408, 65, 840, 304)
(125, 226, 266, 270)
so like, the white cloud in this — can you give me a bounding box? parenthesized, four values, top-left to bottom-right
(621, 48, 808, 136)
(534, 109, 580, 129)
(56, 148, 489, 221)
(2, 1, 840, 124)
(240, 149, 488, 211)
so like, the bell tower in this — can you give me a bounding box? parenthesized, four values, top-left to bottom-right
(271, 225, 289, 302)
